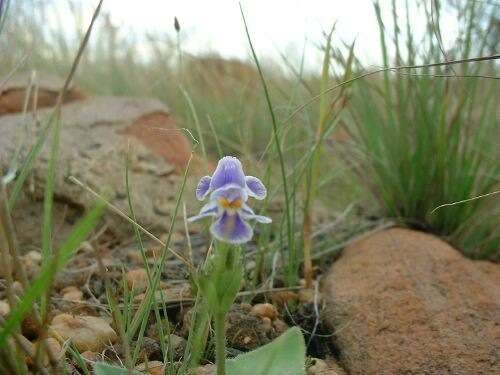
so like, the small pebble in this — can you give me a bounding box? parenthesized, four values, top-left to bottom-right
(25, 250, 42, 263)
(169, 333, 187, 360)
(307, 358, 329, 375)
(12, 281, 24, 296)
(0, 300, 10, 317)
(50, 313, 117, 352)
(135, 360, 165, 375)
(22, 251, 42, 279)
(40, 337, 63, 365)
(250, 303, 278, 320)
(61, 286, 83, 302)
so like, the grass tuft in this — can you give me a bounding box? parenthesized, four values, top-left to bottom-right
(345, 0, 499, 258)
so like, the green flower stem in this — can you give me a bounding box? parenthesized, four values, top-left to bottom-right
(198, 242, 243, 373)
(214, 311, 227, 375)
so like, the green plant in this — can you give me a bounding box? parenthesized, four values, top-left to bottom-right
(94, 327, 306, 375)
(198, 243, 244, 375)
(301, 27, 355, 287)
(240, 5, 296, 286)
(188, 156, 271, 374)
(94, 362, 139, 375)
(345, 0, 499, 258)
(0, 2, 106, 373)
(0, 0, 9, 34)
(226, 327, 306, 375)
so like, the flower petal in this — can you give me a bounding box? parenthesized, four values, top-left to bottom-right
(245, 176, 267, 200)
(196, 176, 212, 200)
(210, 183, 248, 202)
(187, 201, 219, 222)
(210, 212, 253, 244)
(209, 156, 246, 191)
(252, 215, 272, 224)
(240, 204, 272, 223)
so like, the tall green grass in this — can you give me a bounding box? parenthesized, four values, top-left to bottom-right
(0, 0, 9, 34)
(344, 0, 499, 258)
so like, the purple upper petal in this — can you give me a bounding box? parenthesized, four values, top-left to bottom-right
(245, 176, 267, 200)
(210, 212, 253, 244)
(196, 176, 212, 200)
(209, 156, 246, 191)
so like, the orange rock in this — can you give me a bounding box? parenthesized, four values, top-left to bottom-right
(0, 72, 84, 115)
(120, 112, 191, 171)
(322, 228, 500, 375)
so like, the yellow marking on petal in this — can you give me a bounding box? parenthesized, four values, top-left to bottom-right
(219, 197, 242, 210)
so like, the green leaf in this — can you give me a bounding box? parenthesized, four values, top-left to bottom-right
(227, 327, 306, 375)
(94, 362, 140, 375)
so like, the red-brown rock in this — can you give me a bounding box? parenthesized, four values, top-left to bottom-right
(322, 228, 500, 375)
(0, 96, 193, 243)
(0, 72, 84, 115)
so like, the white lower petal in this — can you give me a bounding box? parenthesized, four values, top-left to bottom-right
(187, 201, 219, 222)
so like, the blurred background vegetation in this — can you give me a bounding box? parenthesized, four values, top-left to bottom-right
(1, 0, 498, 262)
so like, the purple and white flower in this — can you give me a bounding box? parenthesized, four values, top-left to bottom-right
(188, 156, 271, 244)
